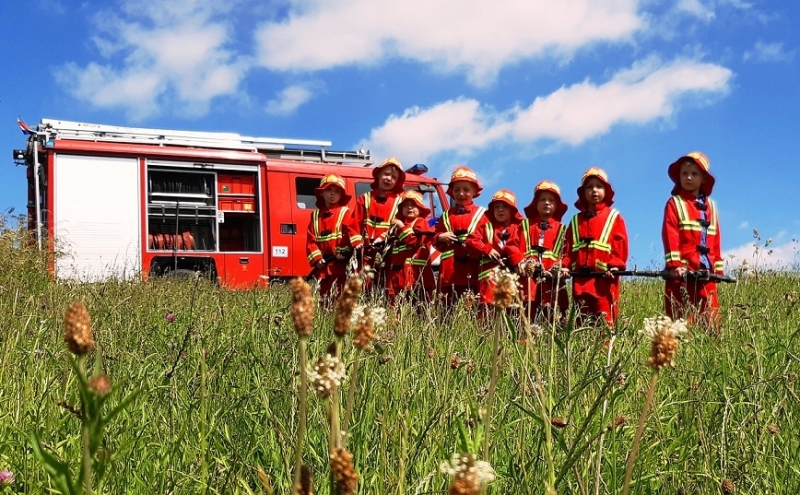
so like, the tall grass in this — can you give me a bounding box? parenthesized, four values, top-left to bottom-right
(1, 217, 798, 494)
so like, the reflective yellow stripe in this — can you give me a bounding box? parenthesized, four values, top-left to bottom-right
(665, 251, 682, 263)
(363, 193, 402, 229)
(465, 207, 487, 240)
(308, 250, 322, 262)
(672, 196, 717, 234)
(313, 207, 349, 242)
(521, 219, 531, 254)
(408, 258, 428, 266)
(571, 210, 618, 253)
(392, 244, 414, 255)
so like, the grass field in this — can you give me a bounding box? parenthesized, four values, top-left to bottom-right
(1, 218, 798, 494)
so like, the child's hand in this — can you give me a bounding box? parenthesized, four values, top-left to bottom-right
(438, 232, 458, 244)
(392, 219, 405, 229)
(335, 253, 347, 261)
(669, 267, 686, 278)
(604, 268, 619, 279)
(488, 249, 503, 265)
(315, 259, 326, 269)
(559, 267, 571, 279)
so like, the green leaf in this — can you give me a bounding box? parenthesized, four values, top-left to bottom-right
(30, 432, 76, 495)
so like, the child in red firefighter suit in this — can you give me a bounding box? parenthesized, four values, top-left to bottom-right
(563, 168, 629, 327)
(662, 151, 723, 330)
(387, 190, 435, 302)
(355, 157, 406, 288)
(519, 180, 569, 324)
(306, 174, 363, 297)
(435, 166, 488, 303)
(466, 189, 524, 311)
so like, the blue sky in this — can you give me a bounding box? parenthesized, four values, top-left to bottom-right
(2, 0, 799, 270)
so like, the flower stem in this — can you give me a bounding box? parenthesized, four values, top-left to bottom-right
(78, 357, 92, 495)
(293, 337, 309, 493)
(482, 310, 503, 462)
(622, 372, 660, 495)
(342, 354, 361, 443)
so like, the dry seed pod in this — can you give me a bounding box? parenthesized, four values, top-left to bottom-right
(64, 300, 95, 355)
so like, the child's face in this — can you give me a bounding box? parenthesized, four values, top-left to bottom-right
(377, 167, 400, 193)
(401, 201, 420, 219)
(493, 202, 512, 225)
(583, 177, 606, 207)
(323, 186, 343, 206)
(451, 181, 477, 205)
(679, 162, 705, 194)
(536, 191, 558, 219)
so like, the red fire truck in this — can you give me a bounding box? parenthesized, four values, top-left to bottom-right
(14, 119, 448, 288)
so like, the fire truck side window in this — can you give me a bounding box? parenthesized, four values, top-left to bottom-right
(295, 177, 320, 210)
(355, 182, 371, 199)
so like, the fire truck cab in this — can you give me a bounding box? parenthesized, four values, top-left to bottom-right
(15, 119, 448, 288)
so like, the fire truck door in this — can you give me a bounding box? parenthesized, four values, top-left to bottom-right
(265, 172, 298, 277)
(287, 175, 320, 277)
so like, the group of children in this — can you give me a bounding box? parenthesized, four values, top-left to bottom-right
(306, 152, 724, 329)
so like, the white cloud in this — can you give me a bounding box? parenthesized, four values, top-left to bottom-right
(361, 57, 732, 162)
(743, 41, 795, 63)
(255, 0, 645, 85)
(739, 221, 749, 229)
(55, 0, 249, 120)
(513, 57, 732, 144)
(724, 238, 800, 271)
(676, 0, 715, 20)
(265, 83, 320, 116)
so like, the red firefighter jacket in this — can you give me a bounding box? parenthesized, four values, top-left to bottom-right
(355, 191, 402, 246)
(662, 190, 723, 274)
(434, 203, 487, 289)
(388, 217, 434, 292)
(518, 217, 567, 301)
(306, 205, 362, 277)
(563, 203, 628, 298)
(466, 221, 524, 304)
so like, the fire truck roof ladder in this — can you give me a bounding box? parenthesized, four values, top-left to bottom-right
(35, 119, 373, 165)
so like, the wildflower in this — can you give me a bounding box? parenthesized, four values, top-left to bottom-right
(450, 353, 462, 369)
(427, 347, 436, 358)
(550, 417, 568, 428)
(462, 290, 478, 311)
(517, 258, 539, 278)
(492, 268, 518, 309)
(333, 276, 362, 336)
(166, 312, 175, 323)
(640, 316, 688, 371)
(330, 448, 358, 494)
(351, 305, 386, 350)
(290, 278, 314, 337)
(439, 453, 495, 495)
(89, 373, 112, 396)
(64, 300, 94, 355)
(607, 416, 626, 430)
(0, 470, 13, 485)
(767, 424, 779, 435)
(307, 350, 345, 398)
(721, 478, 735, 494)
